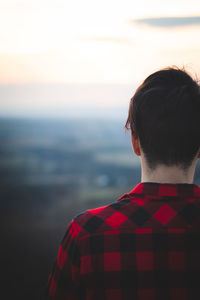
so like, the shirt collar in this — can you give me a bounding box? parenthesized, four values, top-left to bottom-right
(118, 181, 200, 201)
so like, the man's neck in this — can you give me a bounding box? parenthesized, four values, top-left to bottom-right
(141, 159, 197, 184)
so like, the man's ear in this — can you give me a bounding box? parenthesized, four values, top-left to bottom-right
(131, 132, 141, 156)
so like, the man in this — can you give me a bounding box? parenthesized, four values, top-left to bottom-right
(45, 66, 200, 299)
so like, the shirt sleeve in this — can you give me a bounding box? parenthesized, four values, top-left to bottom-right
(45, 219, 82, 300)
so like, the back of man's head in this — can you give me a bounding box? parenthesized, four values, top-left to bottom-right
(125, 66, 200, 170)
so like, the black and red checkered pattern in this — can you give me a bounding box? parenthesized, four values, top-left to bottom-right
(45, 182, 200, 299)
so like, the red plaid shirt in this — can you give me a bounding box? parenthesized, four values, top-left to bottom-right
(45, 182, 200, 300)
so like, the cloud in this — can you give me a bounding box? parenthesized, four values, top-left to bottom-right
(132, 16, 200, 28)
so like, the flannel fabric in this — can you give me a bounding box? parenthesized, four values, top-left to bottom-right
(45, 182, 200, 300)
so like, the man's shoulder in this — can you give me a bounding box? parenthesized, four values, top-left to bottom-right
(71, 194, 133, 238)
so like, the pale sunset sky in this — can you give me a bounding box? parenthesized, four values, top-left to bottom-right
(0, 0, 200, 118)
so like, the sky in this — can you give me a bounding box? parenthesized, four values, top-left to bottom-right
(0, 0, 200, 118)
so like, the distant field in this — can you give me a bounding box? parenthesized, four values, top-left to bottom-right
(77, 185, 128, 203)
(94, 150, 139, 168)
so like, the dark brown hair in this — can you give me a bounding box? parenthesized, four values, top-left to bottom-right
(125, 66, 200, 170)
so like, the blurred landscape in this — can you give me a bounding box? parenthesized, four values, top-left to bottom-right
(1, 117, 141, 300)
(1, 117, 200, 299)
